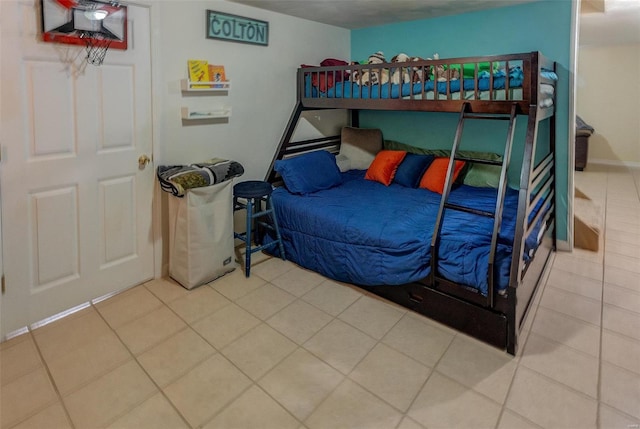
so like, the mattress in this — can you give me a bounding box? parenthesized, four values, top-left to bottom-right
(265, 170, 547, 296)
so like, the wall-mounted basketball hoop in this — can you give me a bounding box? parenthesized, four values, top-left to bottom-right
(41, 0, 127, 66)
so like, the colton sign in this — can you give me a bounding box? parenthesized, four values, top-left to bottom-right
(206, 10, 269, 46)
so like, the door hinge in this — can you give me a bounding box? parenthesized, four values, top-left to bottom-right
(1, 275, 5, 294)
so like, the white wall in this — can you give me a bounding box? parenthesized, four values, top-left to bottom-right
(151, 1, 350, 273)
(576, 43, 640, 166)
(154, 1, 350, 179)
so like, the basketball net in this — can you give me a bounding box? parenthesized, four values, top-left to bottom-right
(80, 31, 112, 66)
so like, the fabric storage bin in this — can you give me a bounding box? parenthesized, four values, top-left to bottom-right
(168, 180, 236, 289)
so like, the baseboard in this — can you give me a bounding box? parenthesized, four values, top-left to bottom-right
(589, 158, 640, 169)
(556, 239, 571, 252)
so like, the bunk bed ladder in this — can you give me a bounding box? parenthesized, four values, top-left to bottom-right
(430, 102, 518, 308)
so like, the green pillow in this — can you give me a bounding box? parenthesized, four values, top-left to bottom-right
(384, 139, 503, 188)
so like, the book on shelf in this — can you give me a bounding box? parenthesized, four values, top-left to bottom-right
(187, 59, 210, 88)
(208, 65, 226, 88)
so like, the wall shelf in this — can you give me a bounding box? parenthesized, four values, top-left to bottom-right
(181, 107, 231, 120)
(181, 79, 231, 92)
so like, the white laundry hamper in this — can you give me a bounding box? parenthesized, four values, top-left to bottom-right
(168, 180, 236, 289)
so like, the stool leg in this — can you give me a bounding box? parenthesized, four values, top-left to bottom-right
(244, 198, 253, 277)
(267, 196, 286, 261)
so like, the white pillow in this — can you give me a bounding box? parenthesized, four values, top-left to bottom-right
(339, 127, 383, 170)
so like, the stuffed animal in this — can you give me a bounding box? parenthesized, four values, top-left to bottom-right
(428, 53, 460, 82)
(410, 56, 430, 83)
(360, 51, 389, 85)
(390, 53, 412, 85)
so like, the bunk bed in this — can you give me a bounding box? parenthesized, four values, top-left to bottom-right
(264, 51, 557, 355)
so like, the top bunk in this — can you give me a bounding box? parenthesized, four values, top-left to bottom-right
(299, 51, 557, 118)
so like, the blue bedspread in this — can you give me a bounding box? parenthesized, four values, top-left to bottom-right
(267, 170, 545, 295)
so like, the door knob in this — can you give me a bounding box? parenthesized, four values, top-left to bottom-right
(138, 154, 151, 169)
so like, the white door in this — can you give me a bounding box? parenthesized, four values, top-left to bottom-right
(0, 1, 154, 337)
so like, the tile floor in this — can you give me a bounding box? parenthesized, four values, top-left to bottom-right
(1, 165, 639, 429)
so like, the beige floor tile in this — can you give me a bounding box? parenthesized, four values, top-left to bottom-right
(604, 283, 640, 314)
(10, 402, 72, 429)
(95, 286, 163, 329)
(163, 354, 251, 428)
(601, 329, 640, 375)
(603, 303, 640, 341)
(303, 319, 376, 375)
(604, 265, 640, 292)
(0, 332, 31, 351)
(436, 335, 517, 404)
(168, 286, 231, 324)
(599, 403, 640, 429)
(106, 392, 188, 429)
(236, 283, 297, 320)
(600, 362, 640, 420)
(0, 336, 42, 386)
(306, 379, 402, 429)
(46, 330, 131, 395)
(605, 229, 640, 248)
(338, 295, 404, 340)
(116, 306, 187, 355)
(192, 303, 261, 350)
(539, 287, 602, 326)
(301, 279, 362, 316)
(382, 314, 454, 367)
(605, 240, 640, 259)
(271, 267, 326, 297)
(63, 360, 157, 429)
(202, 385, 299, 429)
(496, 410, 542, 429)
(545, 268, 602, 301)
(222, 323, 297, 380)
(605, 253, 640, 276)
(606, 219, 640, 235)
(1, 367, 58, 428)
(519, 332, 599, 398)
(33, 308, 113, 362)
(137, 328, 216, 387)
(143, 277, 190, 303)
(251, 258, 296, 282)
(569, 246, 604, 263)
(530, 307, 601, 357)
(209, 269, 266, 301)
(349, 343, 430, 412)
(396, 417, 426, 429)
(408, 372, 501, 429)
(267, 299, 333, 344)
(505, 367, 597, 429)
(552, 252, 603, 281)
(258, 348, 344, 421)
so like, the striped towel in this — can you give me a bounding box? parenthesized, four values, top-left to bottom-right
(157, 158, 244, 197)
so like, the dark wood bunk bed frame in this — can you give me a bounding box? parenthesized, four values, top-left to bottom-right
(266, 51, 557, 355)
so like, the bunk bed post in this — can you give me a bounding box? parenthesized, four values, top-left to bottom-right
(507, 107, 540, 355)
(265, 102, 305, 182)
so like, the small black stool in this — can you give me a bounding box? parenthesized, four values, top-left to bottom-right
(233, 181, 285, 277)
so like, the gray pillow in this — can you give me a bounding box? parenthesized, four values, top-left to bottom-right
(340, 127, 383, 170)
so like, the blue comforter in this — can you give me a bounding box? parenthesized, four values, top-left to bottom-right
(267, 170, 544, 295)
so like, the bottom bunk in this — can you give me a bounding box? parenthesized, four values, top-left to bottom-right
(264, 106, 555, 355)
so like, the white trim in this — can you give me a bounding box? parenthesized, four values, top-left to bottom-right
(566, 0, 580, 253)
(589, 158, 640, 169)
(556, 239, 571, 252)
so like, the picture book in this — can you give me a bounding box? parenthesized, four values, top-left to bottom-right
(187, 59, 210, 88)
(208, 65, 226, 88)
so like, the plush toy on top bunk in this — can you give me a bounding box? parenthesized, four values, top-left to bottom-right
(358, 51, 390, 85)
(429, 53, 460, 82)
(390, 53, 412, 84)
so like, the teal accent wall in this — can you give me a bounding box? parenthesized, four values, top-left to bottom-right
(351, 1, 572, 242)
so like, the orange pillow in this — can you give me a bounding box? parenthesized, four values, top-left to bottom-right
(365, 150, 407, 186)
(419, 157, 466, 194)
